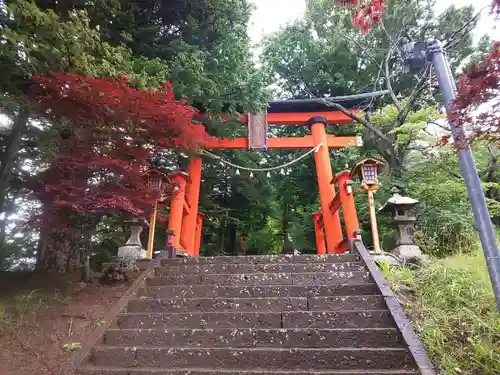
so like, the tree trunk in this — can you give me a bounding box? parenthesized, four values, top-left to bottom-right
(228, 223, 237, 255)
(363, 131, 406, 175)
(38, 227, 81, 272)
(218, 218, 226, 255)
(37, 206, 82, 272)
(80, 228, 91, 282)
(0, 111, 28, 247)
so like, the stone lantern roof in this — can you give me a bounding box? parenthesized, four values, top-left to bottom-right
(143, 168, 171, 181)
(379, 187, 419, 214)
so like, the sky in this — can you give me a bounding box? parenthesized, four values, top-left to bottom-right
(247, 0, 500, 44)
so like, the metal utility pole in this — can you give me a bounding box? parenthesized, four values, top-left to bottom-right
(404, 40, 500, 311)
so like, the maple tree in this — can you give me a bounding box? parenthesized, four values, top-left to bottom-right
(452, 1, 500, 144)
(27, 73, 206, 270)
(30, 72, 205, 217)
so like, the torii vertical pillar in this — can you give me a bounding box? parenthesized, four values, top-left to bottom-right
(312, 212, 326, 255)
(335, 171, 360, 240)
(194, 212, 205, 256)
(309, 117, 343, 253)
(181, 157, 202, 256)
(167, 171, 188, 249)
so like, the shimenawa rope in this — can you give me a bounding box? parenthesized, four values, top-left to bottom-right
(200, 143, 323, 173)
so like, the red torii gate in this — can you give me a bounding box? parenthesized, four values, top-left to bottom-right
(164, 103, 361, 256)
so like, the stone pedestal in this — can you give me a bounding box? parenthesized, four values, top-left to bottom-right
(117, 219, 147, 262)
(394, 245, 425, 265)
(156, 246, 178, 260)
(393, 218, 424, 264)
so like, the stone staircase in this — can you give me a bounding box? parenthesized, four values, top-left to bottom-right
(76, 249, 434, 375)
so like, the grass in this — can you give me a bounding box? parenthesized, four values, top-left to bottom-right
(382, 249, 500, 375)
(0, 290, 43, 332)
(0, 288, 74, 340)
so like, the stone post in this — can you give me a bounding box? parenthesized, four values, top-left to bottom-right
(380, 187, 424, 264)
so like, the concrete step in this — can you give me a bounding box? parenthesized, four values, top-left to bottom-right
(103, 328, 404, 348)
(160, 254, 360, 266)
(127, 297, 308, 313)
(126, 296, 385, 313)
(282, 310, 396, 329)
(78, 367, 419, 375)
(116, 310, 395, 329)
(154, 262, 366, 276)
(292, 272, 370, 285)
(89, 347, 416, 370)
(117, 312, 283, 329)
(146, 271, 370, 286)
(137, 284, 380, 299)
(309, 295, 385, 310)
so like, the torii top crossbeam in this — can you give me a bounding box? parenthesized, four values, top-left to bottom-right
(204, 98, 360, 150)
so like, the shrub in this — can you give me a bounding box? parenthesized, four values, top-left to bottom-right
(383, 249, 500, 375)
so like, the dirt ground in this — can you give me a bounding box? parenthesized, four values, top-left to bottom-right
(0, 271, 135, 375)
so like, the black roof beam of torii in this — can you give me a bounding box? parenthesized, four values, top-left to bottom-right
(267, 90, 389, 113)
(192, 90, 389, 116)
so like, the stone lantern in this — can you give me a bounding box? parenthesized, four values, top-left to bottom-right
(117, 216, 148, 262)
(117, 169, 170, 262)
(379, 186, 424, 263)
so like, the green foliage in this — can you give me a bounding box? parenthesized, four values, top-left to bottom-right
(35, 0, 270, 112)
(370, 104, 442, 145)
(0, 0, 172, 268)
(167, 38, 269, 113)
(256, 0, 494, 262)
(245, 216, 284, 255)
(401, 144, 494, 257)
(1, 0, 168, 93)
(199, 150, 276, 255)
(383, 250, 500, 375)
(261, 19, 359, 97)
(0, 289, 43, 331)
(261, 0, 481, 98)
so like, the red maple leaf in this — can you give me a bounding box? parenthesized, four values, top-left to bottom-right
(26, 73, 206, 224)
(336, 0, 385, 33)
(453, 41, 500, 144)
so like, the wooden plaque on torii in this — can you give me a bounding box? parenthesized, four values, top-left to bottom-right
(247, 111, 268, 150)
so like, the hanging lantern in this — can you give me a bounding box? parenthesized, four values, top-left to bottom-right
(250, 172, 254, 178)
(362, 164, 377, 185)
(267, 171, 271, 178)
(236, 169, 240, 176)
(350, 158, 385, 253)
(143, 169, 170, 202)
(280, 168, 285, 176)
(350, 158, 385, 191)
